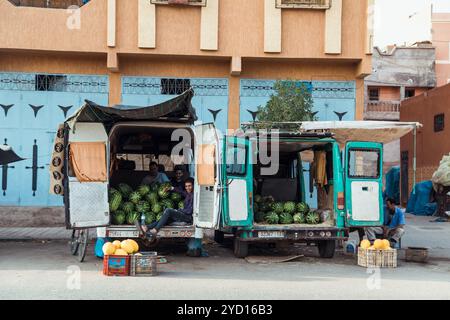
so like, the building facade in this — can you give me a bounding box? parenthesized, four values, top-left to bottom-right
(400, 84, 450, 205)
(433, 12, 450, 87)
(0, 0, 373, 208)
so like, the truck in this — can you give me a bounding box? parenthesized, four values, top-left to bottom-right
(50, 89, 419, 260)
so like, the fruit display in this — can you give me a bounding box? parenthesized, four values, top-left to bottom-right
(360, 239, 392, 250)
(102, 239, 140, 256)
(108, 184, 185, 225)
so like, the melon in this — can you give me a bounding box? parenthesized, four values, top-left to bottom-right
(178, 201, 185, 210)
(360, 239, 371, 249)
(306, 211, 320, 225)
(109, 192, 122, 212)
(266, 212, 279, 225)
(293, 213, 306, 224)
(129, 191, 142, 204)
(114, 248, 128, 256)
(279, 212, 294, 224)
(373, 239, 384, 250)
(271, 202, 284, 214)
(120, 240, 135, 254)
(137, 185, 151, 197)
(296, 202, 310, 215)
(112, 240, 122, 249)
(118, 183, 133, 199)
(368, 246, 375, 250)
(102, 242, 116, 255)
(382, 239, 391, 250)
(127, 239, 139, 253)
(171, 192, 182, 202)
(283, 202, 296, 214)
(146, 192, 159, 204)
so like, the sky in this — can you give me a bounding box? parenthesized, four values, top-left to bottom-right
(374, 0, 450, 49)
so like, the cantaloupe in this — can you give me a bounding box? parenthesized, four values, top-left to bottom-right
(120, 240, 135, 254)
(114, 248, 128, 256)
(360, 240, 371, 249)
(368, 246, 375, 250)
(373, 239, 384, 250)
(102, 242, 116, 255)
(126, 239, 139, 253)
(112, 240, 122, 249)
(382, 239, 391, 250)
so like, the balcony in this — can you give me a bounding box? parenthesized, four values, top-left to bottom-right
(7, 0, 87, 8)
(364, 101, 401, 121)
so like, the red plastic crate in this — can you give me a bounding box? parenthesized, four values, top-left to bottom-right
(103, 255, 131, 276)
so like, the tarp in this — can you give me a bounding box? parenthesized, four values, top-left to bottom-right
(242, 121, 421, 145)
(65, 88, 197, 128)
(406, 181, 436, 216)
(385, 166, 400, 204)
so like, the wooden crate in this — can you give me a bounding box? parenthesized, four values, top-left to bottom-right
(130, 252, 158, 277)
(357, 247, 397, 268)
(405, 247, 428, 263)
(103, 255, 131, 276)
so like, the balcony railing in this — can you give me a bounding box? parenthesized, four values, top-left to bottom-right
(8, 0, 87, 8)
(365, 101, 401, 121)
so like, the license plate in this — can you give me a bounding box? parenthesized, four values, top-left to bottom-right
(107, 230, 139, 238)
(258, 231, 285, 238)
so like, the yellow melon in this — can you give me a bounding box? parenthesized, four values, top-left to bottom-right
(114, 248, 128, 256)
(102, 242, 116, 256)
(373, 239, 384, 250)
(126, 239, 139, 253)
(120, 240, 135, 254)
(360, 240, 371, 249)
(382, 239, 391, 250)
(134, 253, 143, 256)
(368, 246, 375, 250)
(112, 240, 122, 249)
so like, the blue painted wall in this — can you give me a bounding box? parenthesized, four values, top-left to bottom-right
(0, 73, 109, 207)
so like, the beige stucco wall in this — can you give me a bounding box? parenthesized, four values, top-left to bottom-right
(433, 13, 450, 86)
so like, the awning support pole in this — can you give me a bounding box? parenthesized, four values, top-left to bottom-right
(413, 125, 417, 194)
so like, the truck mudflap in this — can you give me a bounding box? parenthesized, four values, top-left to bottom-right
(237, 227, 349, 242)
(105, 225, 196, 239)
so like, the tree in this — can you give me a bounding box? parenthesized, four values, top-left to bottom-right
(257, 80, 315, 123)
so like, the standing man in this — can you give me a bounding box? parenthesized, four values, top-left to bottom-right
(365, 198, 406, 248)
(136, 177, 194, 239)
(141, 161, 170, 186)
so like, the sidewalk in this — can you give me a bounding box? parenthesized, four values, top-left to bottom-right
(0, 227, 72, 240)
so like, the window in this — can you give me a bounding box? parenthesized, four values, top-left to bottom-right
(35, 74, 67, 92)
(368, 88, 380, 101)
(161, 78, 191, 95)
(276, 0, 330, 9)
(226, 144, 247, 176)
(434, 114, 445, 132)
(405, 88, 416, 98)
(348, 148, 380, 179)
(150, 0, 206, 6)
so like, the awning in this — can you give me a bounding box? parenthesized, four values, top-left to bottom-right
(65, 88, 197, 129)
(242, 121, 422, 145)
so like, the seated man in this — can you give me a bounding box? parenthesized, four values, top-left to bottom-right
(141, 161, 170, 186)
(365, 198, 405, 248)
(135, 177, 194, 239)
(171, 165, 186, 190)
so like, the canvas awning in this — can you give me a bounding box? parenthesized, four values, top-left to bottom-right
(65, 88, 197, 130)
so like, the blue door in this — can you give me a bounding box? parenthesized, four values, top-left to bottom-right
(0, 73, 109, 207)
(121, 77, 229, 134)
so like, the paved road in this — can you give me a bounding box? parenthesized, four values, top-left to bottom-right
(0, 239, 449, 300)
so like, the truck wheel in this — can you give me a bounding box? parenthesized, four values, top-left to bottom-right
(233, 238, 249, 258)
(317, 240, 336, 259)
(214, 231, 225, 244)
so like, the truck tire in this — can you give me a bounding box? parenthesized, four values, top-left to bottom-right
(233, 238, 249, 258)
(318, 240, 336, 259)
(214, 230, 225, 244)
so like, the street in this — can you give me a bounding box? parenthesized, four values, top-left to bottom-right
(1, 215, 449, 300)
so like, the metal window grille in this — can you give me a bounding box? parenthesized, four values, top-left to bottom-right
(434, 114, 445, 132)
(369, 88, 380, 101)
(160, 78, 191, 95)
(8, 0, 86, 8)
(150, 0, 206, 6)
(35, 74, 68, 92)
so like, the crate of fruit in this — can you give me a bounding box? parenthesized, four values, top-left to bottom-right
(357, 239, 397, 268)
(103, 255, 131, 276)
(130, 252, 158, 277)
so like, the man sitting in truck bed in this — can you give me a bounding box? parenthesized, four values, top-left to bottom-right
(141, 161, 170, 186)
(135, 177, 194, 239)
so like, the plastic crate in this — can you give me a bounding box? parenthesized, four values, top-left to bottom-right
(130, 252, 158, 277)
(103, 255, 131, 276)
(357, 247, 397, 268)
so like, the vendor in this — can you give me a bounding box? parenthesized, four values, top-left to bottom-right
(365, 198, 405, 248)
(171, 165, 186, 190)
(136, 177, 194, 239)
(141, 161, 170, 185)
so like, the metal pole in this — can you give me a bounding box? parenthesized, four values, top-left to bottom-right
(413, 125, 417, 194)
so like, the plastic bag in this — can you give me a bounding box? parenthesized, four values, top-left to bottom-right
(432, 153, 450, 188)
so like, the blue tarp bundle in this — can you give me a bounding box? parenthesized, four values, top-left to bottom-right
(385, 166, 400, 204)
(406, 180, 436, 216)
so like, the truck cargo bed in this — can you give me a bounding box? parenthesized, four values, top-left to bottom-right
(105, 225, 195, 239)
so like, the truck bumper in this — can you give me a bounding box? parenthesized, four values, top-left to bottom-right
(104, 225, 196, 239)
(237, 227, 349, 242)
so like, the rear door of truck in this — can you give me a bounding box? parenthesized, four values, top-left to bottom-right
(222, 136, 253, 227)
(65, 122, 110, 229)
(344, 141, 384, 227)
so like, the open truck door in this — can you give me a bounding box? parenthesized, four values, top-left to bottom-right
(344, 141, 383, 227)
(194, 123, 221, 229)
(65, 123, 110, 229)
(222, 136, 253, 227)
